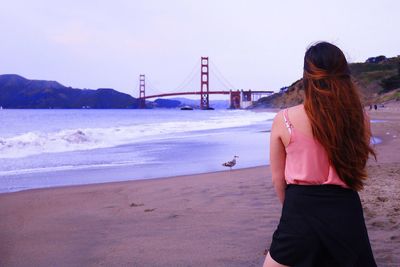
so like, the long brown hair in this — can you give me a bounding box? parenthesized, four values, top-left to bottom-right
(303, 42, 376, 191)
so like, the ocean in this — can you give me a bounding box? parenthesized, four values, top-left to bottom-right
(0, 109, 275, 193)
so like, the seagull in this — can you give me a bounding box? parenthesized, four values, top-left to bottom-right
(222, 155, 239, 170)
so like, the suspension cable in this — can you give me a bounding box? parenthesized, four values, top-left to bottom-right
(209, 59, 237, 89)
(174, 59, 200, 92)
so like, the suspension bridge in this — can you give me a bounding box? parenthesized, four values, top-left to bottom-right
(137, 57, 274, 109)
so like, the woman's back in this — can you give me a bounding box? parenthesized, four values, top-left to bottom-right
(264, 41, 377, 267)
(280, 105, 347, 187)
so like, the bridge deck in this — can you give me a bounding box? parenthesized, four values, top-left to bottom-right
(144, 90, 273, 99)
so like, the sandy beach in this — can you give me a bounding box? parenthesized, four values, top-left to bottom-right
(359, 103, 400, 266)
(0, 104, 399, 266)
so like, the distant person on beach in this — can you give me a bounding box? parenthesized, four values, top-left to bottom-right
(263, 42, 377, 266)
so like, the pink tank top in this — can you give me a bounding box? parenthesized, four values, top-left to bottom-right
(283, 109, 348, 187)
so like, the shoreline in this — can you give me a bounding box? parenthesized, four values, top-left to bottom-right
(0, 109, 275, 194)
(0, 102, 399, 266)
(0, 165, 270, 195)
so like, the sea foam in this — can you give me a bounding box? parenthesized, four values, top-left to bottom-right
(0, 111, 274, 159)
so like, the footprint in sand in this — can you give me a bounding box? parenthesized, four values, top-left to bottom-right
(130, 202, 144, 207)
(371, 220, 389, 228)
(377, 196, 388, 202)
(144, 208, 156, 212)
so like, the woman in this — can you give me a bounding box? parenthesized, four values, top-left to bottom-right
(263, 42, 377, 266)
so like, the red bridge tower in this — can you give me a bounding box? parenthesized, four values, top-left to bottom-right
(139, 74, 146, 108)
(200, 57, 209, 109)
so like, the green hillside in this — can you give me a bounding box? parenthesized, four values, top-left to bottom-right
(252, 56, 400, 109)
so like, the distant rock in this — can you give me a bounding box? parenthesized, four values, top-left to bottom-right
(0, 74, 140, 109)
(153, 98, 181, 108)
(170, 97, 230, 109)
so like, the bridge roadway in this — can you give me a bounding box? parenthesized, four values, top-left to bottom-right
(144, 90, 274, 99)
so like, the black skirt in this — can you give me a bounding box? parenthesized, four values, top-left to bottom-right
(269, 184, 376, 267)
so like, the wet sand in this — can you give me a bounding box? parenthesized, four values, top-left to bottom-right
(0, 103, 399, 266)
(0, 167, 277, 266)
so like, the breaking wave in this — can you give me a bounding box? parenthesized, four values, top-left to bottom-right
(0, 111, 274, 158)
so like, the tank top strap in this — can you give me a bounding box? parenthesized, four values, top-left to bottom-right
(283, 108, 293, 134)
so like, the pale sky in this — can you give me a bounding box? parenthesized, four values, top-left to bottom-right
(0, 0, 399, 99)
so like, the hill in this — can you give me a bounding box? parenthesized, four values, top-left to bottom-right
(0, 74, 140, 109)
(152, 98, 181, 108)
(251, 56, 400, 109)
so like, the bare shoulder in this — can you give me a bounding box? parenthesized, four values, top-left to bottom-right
(271, 109, 290, 146)
(272, 109, 285, 127)
(286, 104, 312, 134)
(272, 105, 303, 128)
(270, 110, 284, 136)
